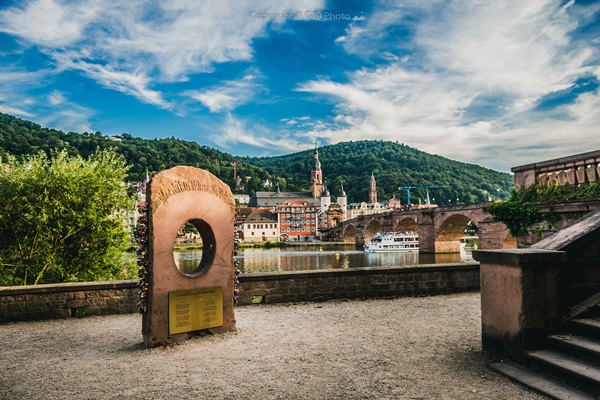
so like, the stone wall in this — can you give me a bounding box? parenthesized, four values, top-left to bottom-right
(0, 264, 480, 323)
(237, 263, 480, 305)
(0, 280, 138, 323)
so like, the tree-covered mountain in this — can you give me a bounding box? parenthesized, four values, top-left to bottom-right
(245, 141, 513, 205)
(0, 113, 512, 204)
(0, 113, 270, 192)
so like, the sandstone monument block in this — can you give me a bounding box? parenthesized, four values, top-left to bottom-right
(142, 166, 236, 347)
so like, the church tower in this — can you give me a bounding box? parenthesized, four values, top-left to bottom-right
(369, 173, 377, 203)
(310, 144, 324, 198)
(337, 182, 347, 213)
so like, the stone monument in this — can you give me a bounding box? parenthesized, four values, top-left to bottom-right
(142, 166, 236, 347)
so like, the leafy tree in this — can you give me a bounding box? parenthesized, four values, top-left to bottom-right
(0, 149, 136, 285)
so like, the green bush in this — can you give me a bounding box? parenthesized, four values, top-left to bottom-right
(0, 149, 136, 285)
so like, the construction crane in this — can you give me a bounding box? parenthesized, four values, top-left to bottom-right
(397, 185, 450, 205)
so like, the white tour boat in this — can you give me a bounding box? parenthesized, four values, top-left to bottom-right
(364, 232, 419, 253)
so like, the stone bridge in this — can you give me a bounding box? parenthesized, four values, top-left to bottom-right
(329, 202, 516, 253)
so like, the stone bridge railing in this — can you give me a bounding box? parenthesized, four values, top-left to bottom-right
(512, 149, 600, 190)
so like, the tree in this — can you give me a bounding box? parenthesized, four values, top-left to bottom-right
(0, 149, 136, 285)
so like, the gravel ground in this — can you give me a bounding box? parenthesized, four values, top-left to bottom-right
(0, 292, 546, 400)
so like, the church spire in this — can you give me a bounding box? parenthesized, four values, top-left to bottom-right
(313, 139, 321, 171)
(369, 173, 377, 203)
(310, 139, 324, 198)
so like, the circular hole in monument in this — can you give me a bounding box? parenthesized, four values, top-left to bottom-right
(173, 219, 216, 275)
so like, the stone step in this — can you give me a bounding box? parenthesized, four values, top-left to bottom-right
(549, 334, 600, 360)
(490, 361, 596, 400)
(571, 318, 600, 340)
(526, 349, 600, 395)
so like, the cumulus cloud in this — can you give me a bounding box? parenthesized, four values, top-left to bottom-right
(0, 0, 324, 107)
(297, 0, 600, 170)
(187, 73, 263, 113)
(212, 113, 305, 152)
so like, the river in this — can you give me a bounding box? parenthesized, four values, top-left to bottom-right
(174, 243, 475, 274)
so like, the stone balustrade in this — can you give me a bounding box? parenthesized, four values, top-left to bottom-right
(512, 149, 600, 190)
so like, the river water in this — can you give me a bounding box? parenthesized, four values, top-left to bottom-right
(174, 244, 475, 274)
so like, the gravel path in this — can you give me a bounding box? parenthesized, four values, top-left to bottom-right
(0, 292, 545, 399)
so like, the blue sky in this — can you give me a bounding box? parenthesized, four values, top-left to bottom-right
(0, 0, 599, 172)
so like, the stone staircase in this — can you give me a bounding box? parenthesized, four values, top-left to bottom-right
(491, 317, 600, 399)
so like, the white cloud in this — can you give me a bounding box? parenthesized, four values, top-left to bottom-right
(0, 67, 51, 118)
(0, 0, 324, 107)
(187, 73, 263, 113)
(297, 0, 600, 170)
(0, 67, 94, 132)
(0, 103, 33, 117)
(47, 90, 66, 106)
(39, 104, 94, 133)
(212, 113, 305, 152)
(0, 0, 101, 47)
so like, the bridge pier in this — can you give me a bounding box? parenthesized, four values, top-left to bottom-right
(435, 240, 461, 253)
(479, 220, 516, 250)
(417, 223, 435, 253)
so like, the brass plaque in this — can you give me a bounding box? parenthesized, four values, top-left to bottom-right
(168, 287, 223, 335)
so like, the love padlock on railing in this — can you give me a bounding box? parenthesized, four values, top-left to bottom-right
(136, 205, 150, 313)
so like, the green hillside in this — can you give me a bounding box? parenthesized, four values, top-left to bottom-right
(246, 141, 513, 205)
(0, 113, 512, 204)
(0, 113, 270, 192)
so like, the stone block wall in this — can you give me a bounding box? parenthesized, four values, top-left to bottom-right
(0, 280, 138, 323)
(0, 264, 480, 322)
(236, 263, 480, 305)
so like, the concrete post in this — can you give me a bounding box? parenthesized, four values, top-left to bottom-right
(473, 249, 566, 362)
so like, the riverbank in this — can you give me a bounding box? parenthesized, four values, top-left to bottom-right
(173, 241, 352, 251)
(0, 292, 544, 399)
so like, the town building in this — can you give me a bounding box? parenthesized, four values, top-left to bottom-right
(346, 174, 389, 219)
(318, 184, 348, 231)
(235, 206, 275, 239)
(278, 200, 318, 241)
(347, 201, 389, 219)
(233, 194, 250, 205)
(241, 210, 279, 243)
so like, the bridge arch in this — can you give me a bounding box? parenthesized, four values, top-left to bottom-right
(395, 217, 418, 233)
(343, 224, 357, 243)
(435, 214, 475, 253)
(365, 219, 381, 242)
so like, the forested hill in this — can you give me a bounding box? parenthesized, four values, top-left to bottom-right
(0, 112, 512, 204)
(0, 113, 271, 191)
(246, 141, 513, 205)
